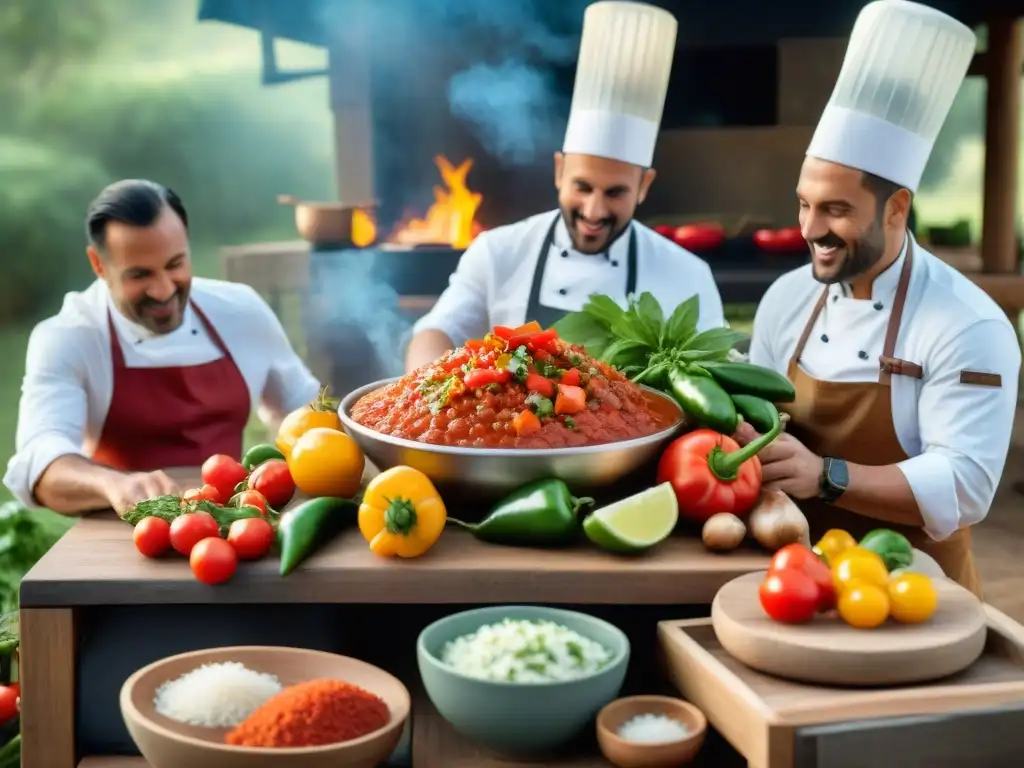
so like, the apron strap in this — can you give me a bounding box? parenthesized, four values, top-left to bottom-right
(878, 235, 915, 386)
(791, 288, 829, 365)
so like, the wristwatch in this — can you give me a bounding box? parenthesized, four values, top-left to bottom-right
(819, 457, 848, 503)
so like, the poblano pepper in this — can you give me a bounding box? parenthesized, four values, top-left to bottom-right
(448, 479, 594, 546)
(667, 366, 738, 434)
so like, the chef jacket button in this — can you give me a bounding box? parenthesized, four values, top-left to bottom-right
(558, 288, 568, 296)
(873, 301, 884, 310)
(858, 350, 869, 360)
(832, 294, 838, 302)
(611, 259, 619, 267)
(820, 334, 829, 343)
(561, 250, 569, 258)
(191, 329, 198, 336)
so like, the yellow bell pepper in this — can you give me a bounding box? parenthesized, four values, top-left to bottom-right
(358, 466, 447, 558)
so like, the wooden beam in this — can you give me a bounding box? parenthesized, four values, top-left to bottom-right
(980, 16, 1022, 276)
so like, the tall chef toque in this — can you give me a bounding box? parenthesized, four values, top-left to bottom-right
(806, 0, 976, 193)
(562, 1, 678, 168)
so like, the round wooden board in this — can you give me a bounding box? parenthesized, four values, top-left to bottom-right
(711, 571, 988, 686)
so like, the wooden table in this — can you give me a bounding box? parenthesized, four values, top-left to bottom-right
(18, 468, 771, 768)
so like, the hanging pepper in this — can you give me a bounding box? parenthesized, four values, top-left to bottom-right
(358, 466, 447, 558)
(656, 403, 783, 523)
(448, 478, 593, 546)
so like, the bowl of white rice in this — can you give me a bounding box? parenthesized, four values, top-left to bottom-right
(417, 605, 630, 756)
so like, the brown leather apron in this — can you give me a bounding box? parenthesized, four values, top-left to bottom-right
(783, 239, 983, 598)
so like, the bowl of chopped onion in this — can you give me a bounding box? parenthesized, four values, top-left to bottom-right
(417, 605, 630, 757)
(596, 695, 707, 767)
(120, 646, 410, 768)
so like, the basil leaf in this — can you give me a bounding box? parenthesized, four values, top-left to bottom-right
(600, 338, 651, 366)
(663, 295, 700, 346)
(553, 312, 613, 355)
(581, 294, 626, 327)
(635, 292, 665, 343)
(681, 327, 750, 355)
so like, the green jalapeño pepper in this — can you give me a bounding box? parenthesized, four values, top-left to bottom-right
(279, 497, 357, 576)
(448, 479, 594, 546)
(696, 361, 796, 403)
(731, 394, 781, 434)
(668, 366, 738, 434)
(241, 443, 286, 471)
(859, 528, 914, 572)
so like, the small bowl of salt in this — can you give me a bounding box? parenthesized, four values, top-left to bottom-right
(596, 695, 706, 767)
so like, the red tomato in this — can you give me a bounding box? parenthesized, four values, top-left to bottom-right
(674, 224, 725, 251)
(133, 516, 172, 557)
(190, 537, 238, 585)
(770, 544, 835, 611)
(201, 455, 248, 503)
(560, 368, 581, 387)
(227, 517, 276, 560)
(524, 372, 555, 399)
(0, 682, 19, 724)
(753, 228, 805, 253)
(653, 224, 676, 238)
(759, 569, 819, 624)
(169, 513, 220, 557)
(183, 484, 220, 503)
(247, 459, 296, 508)
(234, 490, 269, 515)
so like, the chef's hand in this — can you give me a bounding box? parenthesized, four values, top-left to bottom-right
(104, 471, 179, 517)
(731, 421, 822, 500)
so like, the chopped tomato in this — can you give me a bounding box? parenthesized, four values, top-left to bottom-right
(512, 409, 542, 436)
(525, 372, 555, 398)
(560, 368, 581, 387)
(465, 339, 488, 352)
(509, 327, 558, 351)
(442, 352, 471, 371)
(492, 325, 516, 340)
(555, 384, 586, 415)
(513, 321, 542, 334)
(464, 368, 511, 389)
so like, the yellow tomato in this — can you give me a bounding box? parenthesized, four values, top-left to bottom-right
(289, 427, 365, 498)
(838, 583, 890, 629)
(832, 548, 889, 593)
(815, 529, 856, 565)
(276, 387, 343, 460)
(887, 573, 938, 624)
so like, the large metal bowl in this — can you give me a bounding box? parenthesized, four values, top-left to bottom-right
(338, 377, 686, 502)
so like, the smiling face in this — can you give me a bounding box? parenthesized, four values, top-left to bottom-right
(87, 206, 192, 334)
(554, 152, 656, 254)
(796, 156, 911, 288)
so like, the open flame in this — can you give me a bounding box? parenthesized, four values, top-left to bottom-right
(389, 156, 484, 249)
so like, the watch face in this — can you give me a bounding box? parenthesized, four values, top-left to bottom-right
(827, 458, 849, 493)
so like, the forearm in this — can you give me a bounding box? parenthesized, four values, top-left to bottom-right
(834, 462, 924, 527)
(405, 330, 454, 372)
(33, 455, 123, 516)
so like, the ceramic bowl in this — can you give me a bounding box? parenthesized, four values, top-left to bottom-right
(121, 645, 410, 768)
(417, 605, 630, 757)
(596, 695, 707, 767)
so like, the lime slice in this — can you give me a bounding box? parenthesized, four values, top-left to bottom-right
(583, 483, 679, 553)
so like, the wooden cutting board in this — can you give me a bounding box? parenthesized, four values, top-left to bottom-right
(711, 571, 987, 686)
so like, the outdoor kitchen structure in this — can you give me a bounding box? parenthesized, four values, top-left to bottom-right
(198, 0, 1024, 398)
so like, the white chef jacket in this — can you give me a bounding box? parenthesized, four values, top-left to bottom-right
(413, 210, 726, 343)
(749, 234, 1021, 541)
(4, 277, 321, 508)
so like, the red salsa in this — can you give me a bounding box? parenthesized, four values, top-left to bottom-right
(351, 323, 679, 449)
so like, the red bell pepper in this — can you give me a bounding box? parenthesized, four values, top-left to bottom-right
(492, 326, 517, 340)
(464, 367, 511, 389)
(656, 409, 783, 523)
(508, 327, 559, 352)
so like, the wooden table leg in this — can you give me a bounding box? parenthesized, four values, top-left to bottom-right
(20, 608, 77, 768)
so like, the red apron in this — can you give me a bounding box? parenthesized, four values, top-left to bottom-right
(91, 302, 251, 471)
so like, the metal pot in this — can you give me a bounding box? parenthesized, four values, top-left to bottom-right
(277, 194, 378, 245)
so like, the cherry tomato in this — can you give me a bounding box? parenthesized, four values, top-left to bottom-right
(201, 454, 248, 503)
(247, 459, 296, 508)
(169, 513, 220, 557)
(233, 490, 269, 516)
(133, 516, 172, 558)
(189, 537, 238, 585)
(759, 569, 819, 624)
(770, 543, 835, 611)
(0, 682, 19, 724)
(833, 548, 889, 593)
(887, 573, 938, 624)
(838, 583, 890, 629)
(183, 484, 221, 503)
(227, 517, 276, 560)
(815, 528, 856, 565)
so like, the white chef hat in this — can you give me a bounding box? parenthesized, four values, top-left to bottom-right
(562, 1, 678, 168)
(806, 0, 976, 192)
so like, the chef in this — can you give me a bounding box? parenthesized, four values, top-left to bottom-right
(3, 178, 321, 516)
(406, 1, 725, 371)
(743, 0, 1020, 597)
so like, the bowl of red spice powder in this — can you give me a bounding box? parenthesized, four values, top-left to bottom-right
(120, 645, 410, 768)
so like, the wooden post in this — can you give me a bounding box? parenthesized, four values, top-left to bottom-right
(980, 16, 1022, 276)
(326, 0, 375, 206)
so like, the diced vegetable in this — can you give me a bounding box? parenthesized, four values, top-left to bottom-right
(560, 367, 581, 387)
(554, 384, 586, 415)
(512, 410, 542, 436)
(525, 372, 555, 398)
(464, 367, 511, 389)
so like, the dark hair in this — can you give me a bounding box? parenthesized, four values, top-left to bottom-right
(860, 171, 907, 213)
(86, 179, 188, 250)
